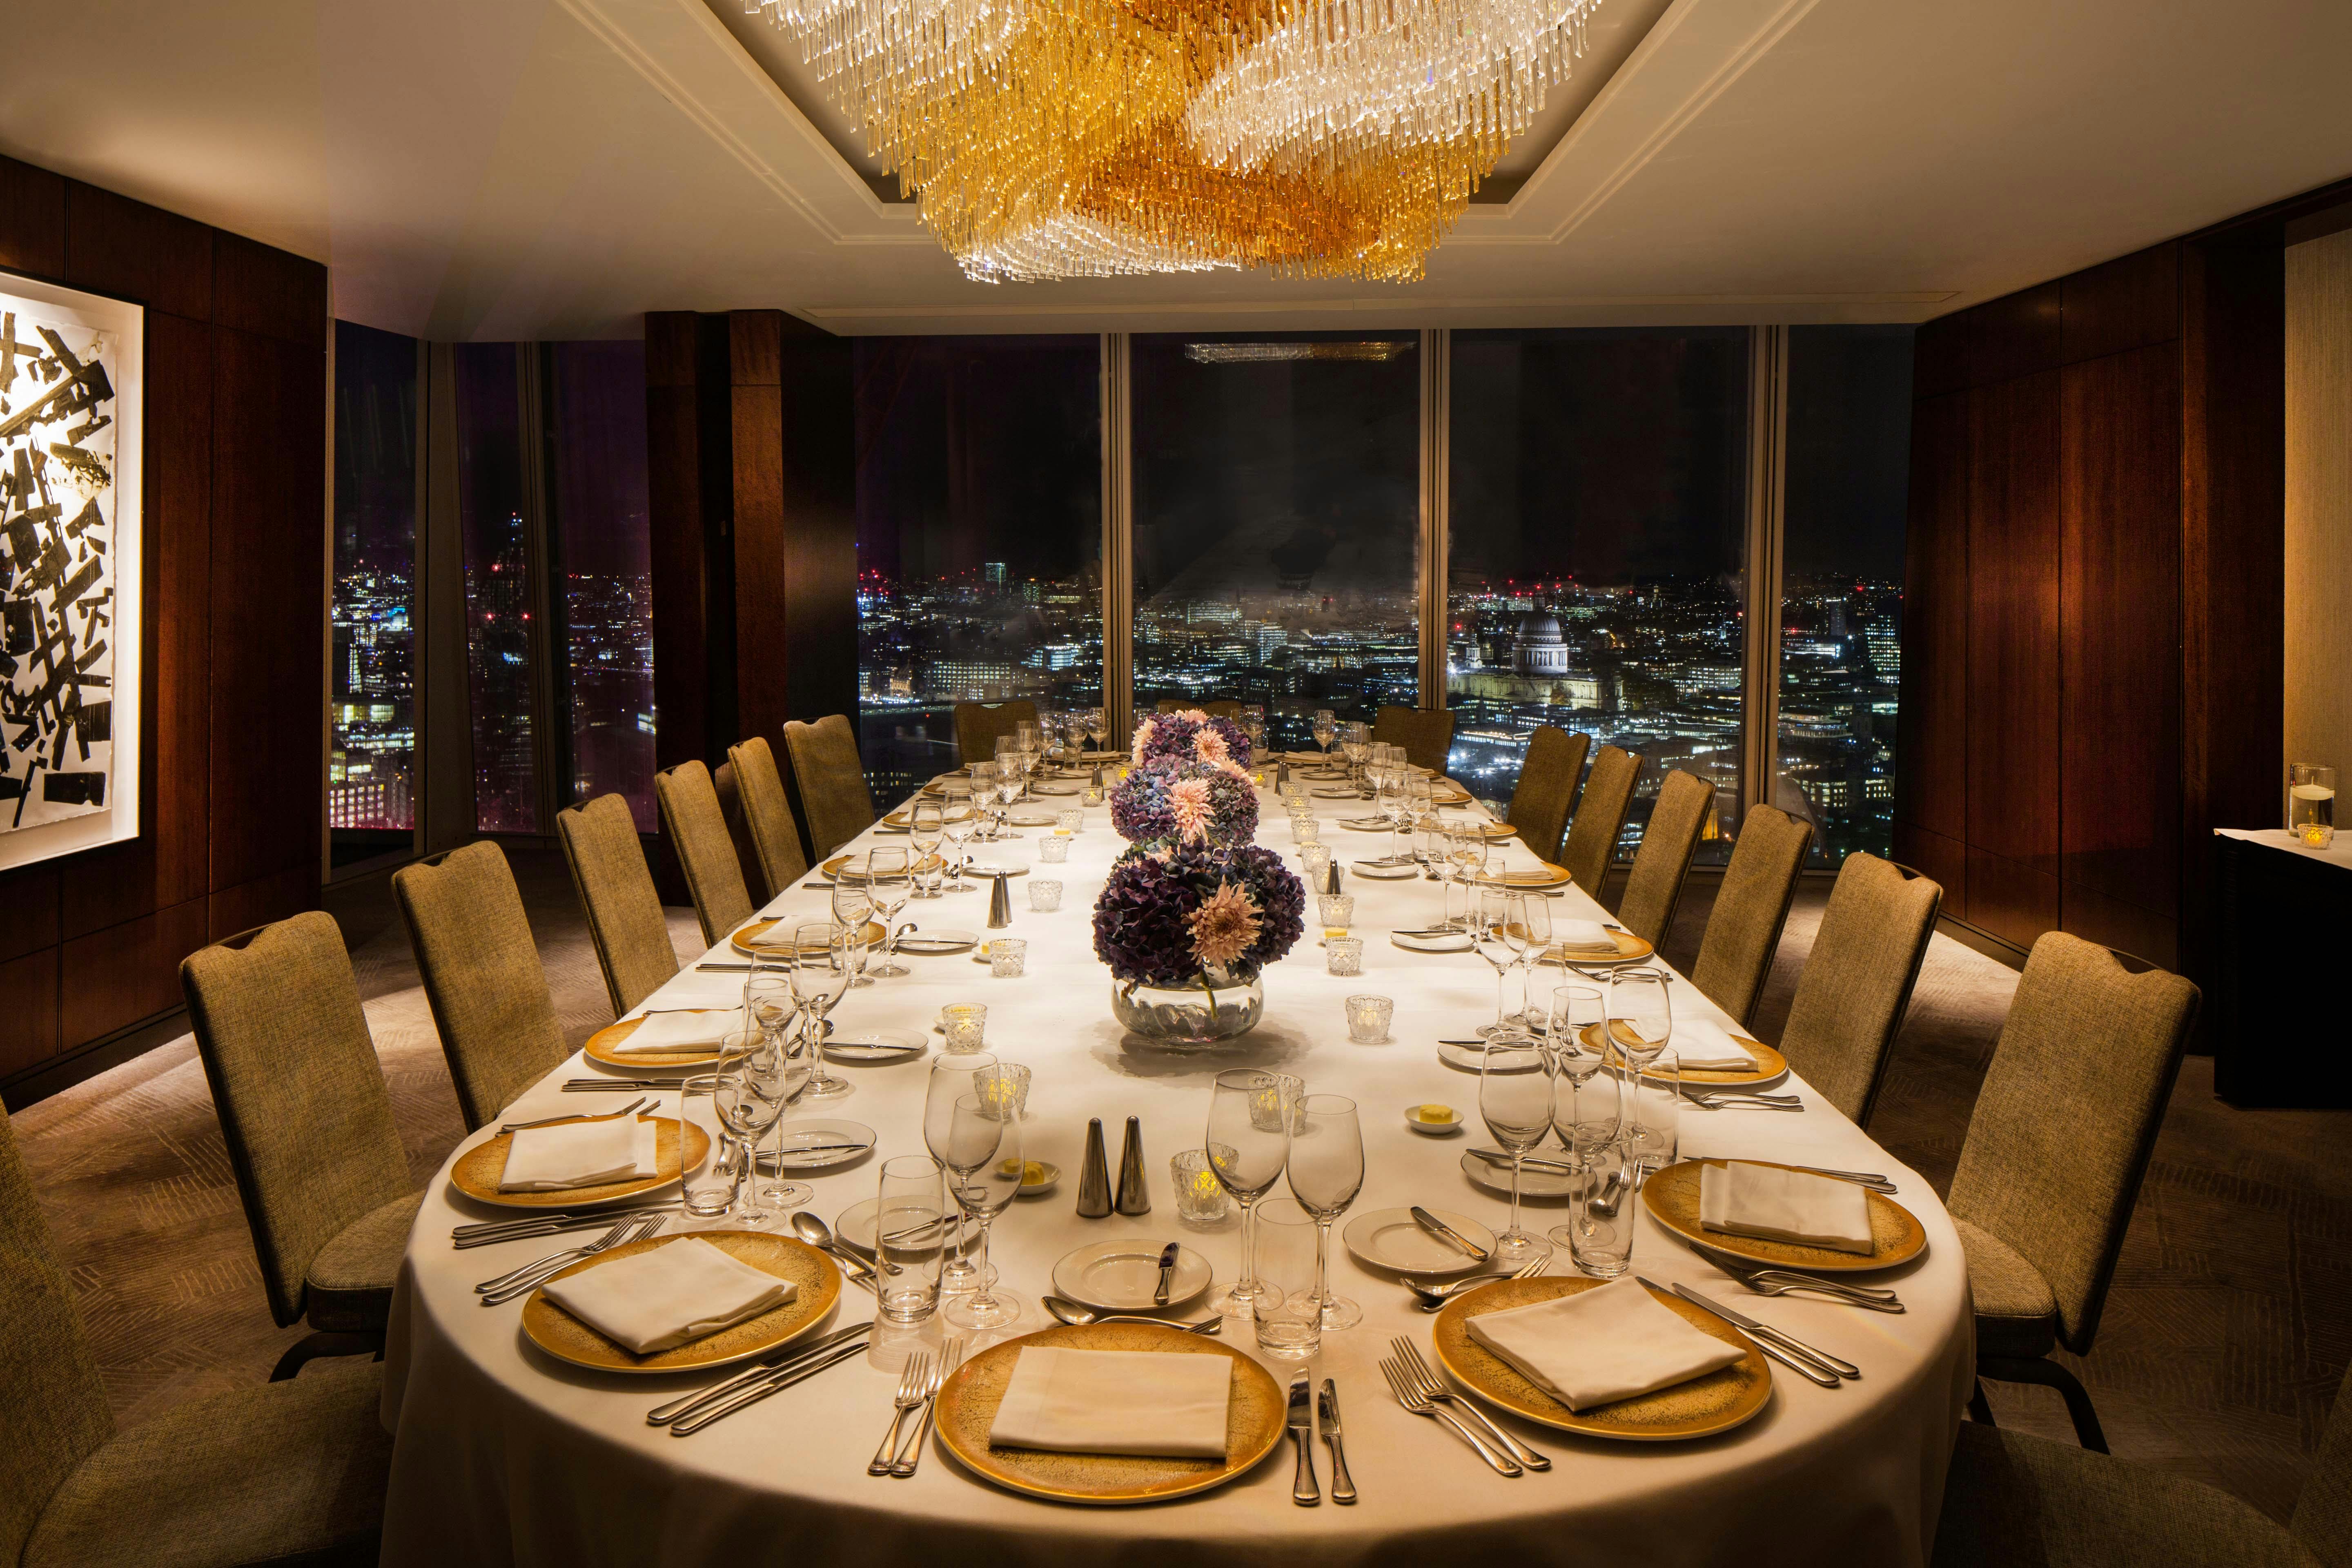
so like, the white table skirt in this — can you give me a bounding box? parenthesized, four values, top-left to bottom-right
(381, 777, 1973, 1568)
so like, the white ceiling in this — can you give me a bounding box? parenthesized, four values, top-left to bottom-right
(4, 0, 2350, 339)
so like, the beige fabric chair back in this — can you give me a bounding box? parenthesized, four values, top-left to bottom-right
(179, 912, 411, 1327)
(1372, 706, 1457, 773)
(556, 793, 678, 1016)
(726, 738, 811, 900)
(1615, 769, 1715, 947)
(1775, 853, 1941, 1125)
(1505, 727, 1590, 864)
(1690, 804, 1813, 1027)
(2296, 1362, 2352, 1566)
(392, 842, 569, 1133)
(657, 761, 756, 948)
(0, 1106, 114, 1564)
(784, 715, 877, 860)
(1949, 931, 2198, 1355)
(953, 700, 1037, 767)
(1560, 744, 1643, 894)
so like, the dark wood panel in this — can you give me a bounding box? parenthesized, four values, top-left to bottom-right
(2063, 243, 2180, 363)
(2062, 343, 2183, 918)
(1913, 313, 1970, 401)
(62, 180, 214, 320)
(0, 948, 60, 1078)
(1896, 390, 1969, 843)
(2062, 880, 2178, 972)
(776, 328, 857, 727)
(1969, 282, 2063, 387)
(210, 231, 326, 350)
(646, 312, 708, 773)
(1966, 371, 2062, 874)
(60, 898, 206, 1047)
(1892, 820, 1967, 923)
(729, 309, 782, 388)
(731, 374, 788, 746)
(205, 864, 316, 944)
(207, 328, 324, 893)
(0, 865, 60, 965)
(1966, 846, 2059, 951)
(0, 156, 67, 280)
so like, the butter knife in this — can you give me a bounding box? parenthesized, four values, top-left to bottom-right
(1152, 1241, 1180, 1306)
(1666, 1280, 1858, 1383)
(1317, 1379, 1357, 1504)
(1410, 1205, 1490, 1262)
(1286, 1376, 1320, 1505)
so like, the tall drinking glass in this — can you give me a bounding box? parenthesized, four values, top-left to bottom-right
(924, 1053, 1000, 1293)
(1479, 1034, 1555, 1266)
(1284, 1094, 1365, 1330)
(1564, 1140, 1636, 1278)
(1206, 1068, 1293, 1316)
(788, 922, 858, 1101)
(873, 1156, 949, 1327)
(941, 1093, 1025, 1330)
(676, 1073, 736, 1219)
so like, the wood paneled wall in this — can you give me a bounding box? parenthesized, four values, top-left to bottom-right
(0, 158, 325, 1098)
(1897, 234, 2283, 1002)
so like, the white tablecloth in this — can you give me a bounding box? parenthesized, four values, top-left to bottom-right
(381, 776, 1973, 1567)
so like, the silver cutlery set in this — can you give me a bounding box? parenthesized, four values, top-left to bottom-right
(862, 1339, 966, 1474)
(1286, 1375, 1358, 1505)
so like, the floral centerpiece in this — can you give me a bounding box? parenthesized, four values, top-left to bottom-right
(1093, 840, 1305, 1046)
(1109, 757, 1260, 846)
(1132, 708, 1252, 771)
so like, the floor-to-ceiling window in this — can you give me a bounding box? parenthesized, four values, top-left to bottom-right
(1446, 328, 1751, 862)
(453, 345, 540, 833)
(853, 336, 1102, 801)
(1777, 325, 1913, 864)
(1130, 333, 1421, 751)
(329, 322, 421, 868)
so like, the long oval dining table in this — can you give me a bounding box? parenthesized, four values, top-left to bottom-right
(379, 768, 1973, 1568)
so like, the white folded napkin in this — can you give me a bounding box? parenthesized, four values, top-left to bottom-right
(987, 1347, 1231, 1459)
(1555, 919, 1615, 953)
(1671, 1019, 1759, 1071)
(539, 1237, 794, 1354)
(612, 1011, 731, 1055)
(1699, 1161, 1875, 1254)
(499, 1116, 658, 1192)
(1466, 1278, 1746, 1412)
(748, 923, 815, 950)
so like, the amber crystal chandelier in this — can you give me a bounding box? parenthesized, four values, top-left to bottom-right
(751, 0, 1600, 283)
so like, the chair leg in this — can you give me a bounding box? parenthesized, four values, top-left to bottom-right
(271, 1330, 385, 1382)
(1977, 1354, 2108, 1454)
(1967, 1380, 1996, 1426)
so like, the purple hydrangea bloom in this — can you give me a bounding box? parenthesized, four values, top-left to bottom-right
(1132, 710, 1253, 771)
(1091, 840, 1306, 986)
(1108, 759, 1259, 846)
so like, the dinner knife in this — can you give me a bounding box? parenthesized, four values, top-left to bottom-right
(1286, 1376, 1320, 1506)
(1317, 1379, 1357, 1504)
(647, 1320, 876, 1426)
(1468, 1147, 1580, 1178)
(670, 1338, 876, 1436)
(1668, 1281, 1860, 1381)
(1410, 1206, 1490, 1263)
(1635, 1276, 1837, 1388)
(1152, 1241, 1180, 1307)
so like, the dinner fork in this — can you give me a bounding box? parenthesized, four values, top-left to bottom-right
(479, 1212, 665, 1305)
(498, 1097, 652, 1134)
(1407, 1255, 1550, 1310)
(891, 1337, 963, 1477)
(1683, 1089, 1806, 1112)
(1390, 1338, 1551, 1472)
(868, 1353, 934, 1475)
(1378, 1356, 1521, 1476)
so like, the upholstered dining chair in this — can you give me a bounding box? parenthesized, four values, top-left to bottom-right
(1559, 744, 1643, 898)
(1372, 705, 1457, 773)
(1949, 931, 2199, 1454)
(392, 841, 570, 1133)
(784, 714, 878, 860)
(1614, 768, 1716, 948)
(1503, 726, 1590, 865)
(180, 911, 420, 1381)
(656, 760, 757, 948)
(1773, 851, 1942, 1127)
(0, 1103, 393, 1568)
(726, 737, 812, 901)
(953, 699, 1037, 768)
(556, 792, 679, 1017)
(1936, 1362, 2351, 1567)
(1688, 804, 1813, 1029)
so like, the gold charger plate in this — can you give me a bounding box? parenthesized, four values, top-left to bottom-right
(1476, 860, 1574, 889)
(1578, 1019, 1785, 1085)
(881, 805, 973, 828)
(450, 1113, 710, 1210)
(731, 917, 887, 956)
(521, 1229, 840, 1373)
(1432, 1276, 1772, 1441)
(934, 1323, 1286, 1505)
(583, 1009, 733, 1071)
(1525, 925, 1655, 966)
(820, 852, 946, 882)
(1642, 1158, 1927, 1272)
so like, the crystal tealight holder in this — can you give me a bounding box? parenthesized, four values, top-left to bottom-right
(1318, 893, 1354, 934)
(1038, 836, 1069, 863)
(989, 938, 1028, 978)
(940, 1003, 987, 1054)
(1056, 809, 1084, 835)
(1325, 935, 1364, 977)
(1169, 1149, 1230, 1223)
(1292, 817, 1321, 846)
(1346, 994, 1394, 1043)
(1028, 879, 1062, 912)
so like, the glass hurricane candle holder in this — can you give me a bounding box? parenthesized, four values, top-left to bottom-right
(1325, 935, 1364, 976)
(1027, 879, 1062, 912)
(1169, 1149, 1232, 1223)
(2290, 763, 2336, 849)
(1346, 994, 1393, 1043)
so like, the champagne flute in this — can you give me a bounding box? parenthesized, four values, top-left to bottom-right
(941, 1092, 1025, 1330)
(1480, 1033, 1556, 1267)
(865, 848, 913, 977)
(924, 1053, 999, 1292)
(908, 800, 944, 898)
(787, 922, 858, 1101)
(1284, 1094, 1365, 1330)
(1206, 1069, 1293, 1316)
(1608, 968, 1674, 1178)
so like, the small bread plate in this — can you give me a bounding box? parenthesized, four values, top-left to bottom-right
(1641, 1158, 1927, 1272)
(450, 1112, 707, 1210)
(731, 918, 886, 958)
(521, 1230, 840, 1374)
(1404, 1103, 1466, 1136)
(1050, 1239, 1213, 1312)
(1007, 810, 1059, 827)
(1459, 1147, 1581, 1200)
(1018, 1160, 1062, 1198)
(824, 1030, 928, 1064)
(1342, 1206, 1494, 1275)
(834, 1196, 980, 1257)
(895, 928, 981, 956)
(1392, 929, 1474, 954)
(761, 1118, 877, 1172)
(1352, 858, 1422, 879)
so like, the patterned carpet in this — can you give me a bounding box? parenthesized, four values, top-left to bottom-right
(8, 848, 2347, 1525)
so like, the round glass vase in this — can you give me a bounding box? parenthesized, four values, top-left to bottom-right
(1111, 964, 1265, 1047)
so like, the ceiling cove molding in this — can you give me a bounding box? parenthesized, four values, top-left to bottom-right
(798, 289, 1959, 321)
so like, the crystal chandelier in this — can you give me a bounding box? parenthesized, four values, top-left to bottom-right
(751, 0, 1601, 283)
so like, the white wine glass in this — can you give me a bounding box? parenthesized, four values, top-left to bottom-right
(908, 800, 945, 898)
(924, 1053, 999, 1293)
(1205, 1069, 1293, 1316)
(941, 1092, 1025, 1331)
(787, 922, 858, 1101)
(1284, 1094, 1364, 1330)
(1480, 1033, 1555, 1267)
(865, 848, 913, 977)
(1472, 887, 1523, 1036)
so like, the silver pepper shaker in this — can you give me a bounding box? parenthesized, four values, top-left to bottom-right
(987, 871, 1013, 929)
(1076, 1118, 1112, 1218)
(1114, 1116, 1151, 1216)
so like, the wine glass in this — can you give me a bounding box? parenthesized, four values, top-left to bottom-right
(940, 802, 973, 890)
(786, 922, 858, 1101)
(1480, 1033, 1555, 1267)
(865, 849, 913, 977)
(1341, 721, 1370, 786)
(1507, 895, 1551, 1028)
(1608, 968, 1673, 1176)
(1205, 1069, 1293, 1316)
(715, 1030, 788, 1224)
(1311, 709, 1336, 762)
(924, 1053, 999, 1293)
(1544, 983, 1620, 1167)
(941, 1091, 1025, 1330)
(908, 800, 944, 898)
(1472, 887, 1523, 1036)
(1284, 1093, 1364, 1330)
(995, 769, 1024, 837)
(744, 987, 817, 1212)
(830, 873, 876, 987)
(1085, 708, 1105, 751)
